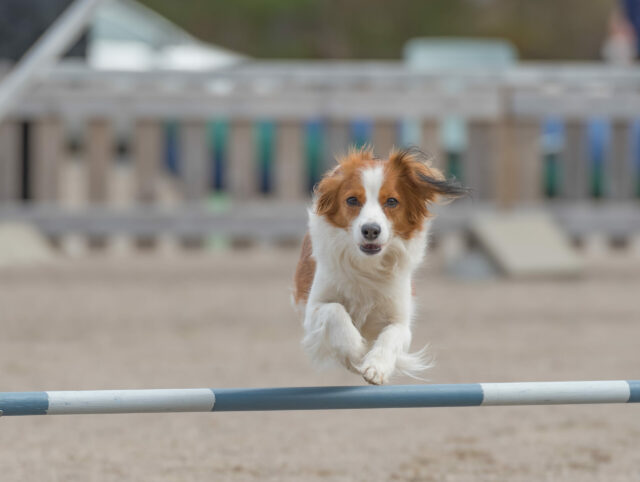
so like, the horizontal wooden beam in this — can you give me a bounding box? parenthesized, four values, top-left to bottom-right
(4, 61, 640, 120)
(15, 89, 501, 121)
(41, 61, 640, 87)
(1, 203, 639, 238)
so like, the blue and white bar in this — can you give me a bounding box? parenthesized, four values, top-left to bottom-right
(1, 381, 639, 416)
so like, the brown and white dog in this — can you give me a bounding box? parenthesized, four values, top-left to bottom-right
(293, 147, 466, 384)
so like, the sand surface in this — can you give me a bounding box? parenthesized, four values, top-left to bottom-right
(1, 249, 639, 481)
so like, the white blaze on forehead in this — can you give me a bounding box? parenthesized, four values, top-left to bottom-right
(353, 164, 391, 246)
(361, 165, 384, 204)
(359, 165, 389, 228)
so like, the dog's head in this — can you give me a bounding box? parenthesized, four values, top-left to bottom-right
(313, 146, 467, 256)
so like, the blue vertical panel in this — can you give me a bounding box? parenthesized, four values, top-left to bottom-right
(164, 121, 179, 176)
(350, 119, 372, 149)
(587, 118, 610, 198)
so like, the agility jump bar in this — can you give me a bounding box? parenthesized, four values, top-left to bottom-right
(1, 381, 639, 416)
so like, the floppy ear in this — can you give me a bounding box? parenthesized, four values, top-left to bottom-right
(390, 147, 468, 204)
(313, 166, 343, 216)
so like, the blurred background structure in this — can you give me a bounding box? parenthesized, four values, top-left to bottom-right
(0, 0, 639, 264)
(2, 3, 640, 480)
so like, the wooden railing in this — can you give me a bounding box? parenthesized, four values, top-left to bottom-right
(0, 60, 639, 242)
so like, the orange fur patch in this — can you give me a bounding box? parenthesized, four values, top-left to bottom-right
(314, 147, 378, 229)
(314, 147, 453, 240)
(382, 149, 447, 239)
(293, 233, 315, 304)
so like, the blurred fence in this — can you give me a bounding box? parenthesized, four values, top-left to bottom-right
(0, 60, 640, 246)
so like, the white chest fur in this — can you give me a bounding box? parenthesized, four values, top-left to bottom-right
(307, 212, 428, 338)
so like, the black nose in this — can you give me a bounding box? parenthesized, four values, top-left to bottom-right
(361, 223, 381, 241)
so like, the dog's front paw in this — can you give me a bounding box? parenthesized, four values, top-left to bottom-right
(359, 351, 394, 385)
(362, 365, 388, 385)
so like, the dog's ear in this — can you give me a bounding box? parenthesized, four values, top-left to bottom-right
(390, 147, 468, 204)
(313, 166, 343, 216)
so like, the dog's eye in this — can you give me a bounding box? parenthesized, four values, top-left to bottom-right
(346, 196, 360, 207)
(385, 197, 399, 208)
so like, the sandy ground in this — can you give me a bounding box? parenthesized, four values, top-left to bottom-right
(1, 248, 639, 482)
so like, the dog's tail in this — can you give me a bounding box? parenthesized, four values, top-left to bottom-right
(395, 345, 434, 381)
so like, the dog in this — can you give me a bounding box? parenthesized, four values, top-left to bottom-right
(293, 146, 466, 384)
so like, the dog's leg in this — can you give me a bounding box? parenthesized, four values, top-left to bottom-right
(359, 323, 411, 385)
(302, 302, 366, 372)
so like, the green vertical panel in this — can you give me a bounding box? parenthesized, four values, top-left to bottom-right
(447, 151, 463, 182)
(544, 152, 561, 198)
(542, 118, 564, 199)
(206, 120, 230, 250)
(208, 120, 228, 192)
(256, 120, 274, 194)
(306, 120, 324, 192)
(587, 119, 609, 199)
(443, 117, 466, 184)
(591, 161, 605, 198)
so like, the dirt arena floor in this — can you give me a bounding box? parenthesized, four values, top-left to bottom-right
(1, 248, 639, 481)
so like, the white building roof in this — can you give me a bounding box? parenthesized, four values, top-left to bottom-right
(87, 0, 246, 70)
